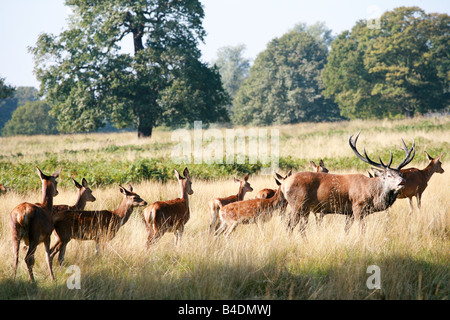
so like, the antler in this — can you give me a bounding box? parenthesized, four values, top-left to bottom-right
(395, 138, 415, 170)
(349, 132, 415, 171)
(349, 132, 387, 170)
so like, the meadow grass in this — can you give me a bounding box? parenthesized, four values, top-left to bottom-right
(0, 116, 448, 299)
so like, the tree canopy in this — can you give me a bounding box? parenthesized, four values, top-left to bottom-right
(322, 7, 450, 119)
(232, 26, 341, 126)
(0, 87, 38, 134)
(2, 100, 58, 136)
(30, 0, 229, 137)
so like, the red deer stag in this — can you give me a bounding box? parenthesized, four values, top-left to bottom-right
(50, 178, 96, 265)
(144, 167, 193, 247)
(10, 166, 62, 282)
(215, 171, 291, 238)
(397, 151, 444, 213)
(209, 174, 253, 234)
(50, 185, 146, 264)
(282, 133, 415, 234)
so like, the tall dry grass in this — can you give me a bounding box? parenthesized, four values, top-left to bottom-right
(0, 117, 448, 299)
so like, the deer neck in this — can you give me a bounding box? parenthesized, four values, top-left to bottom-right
(41, 183, 54, 214)
(180, 183, 189, 204)
(422, 163, 437, 182)
(374, 178, 399, 211)
(72, 192, 87, 210)
(113, 198, 134, 225)
(237, 186, 246, 201)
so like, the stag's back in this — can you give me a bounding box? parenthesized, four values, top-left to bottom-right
(283, 172, 373, 214)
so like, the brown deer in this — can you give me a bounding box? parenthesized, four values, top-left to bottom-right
(209, 174, 253, 234)
(50, 178, 96, 265)
(49, 185, 147, 264)
(10, 166, 62, 282)
(144, 167, 193, 247)
(255, 160, 328, 200)
(215, 171, 291, 238)
(310, 159, 329, 173)
(282, 133, 415, 234)
(397, 151, 444, 213)
(53, 178, 96, 213)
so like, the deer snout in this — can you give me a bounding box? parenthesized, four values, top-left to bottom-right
(397, 176, 406, 189)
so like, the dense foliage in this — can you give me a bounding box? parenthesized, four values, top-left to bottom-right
(30, 0, 229, 137)
(2, 101, 58, 136)
(232, 29, 341, 125)
(322, 7, 450, 119)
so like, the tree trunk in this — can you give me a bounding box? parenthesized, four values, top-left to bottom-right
(137, 113, 153, 138)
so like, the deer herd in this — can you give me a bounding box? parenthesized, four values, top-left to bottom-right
(6, 132, 445, 282)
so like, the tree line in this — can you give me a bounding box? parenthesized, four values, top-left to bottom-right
(0, 2, 448, 137)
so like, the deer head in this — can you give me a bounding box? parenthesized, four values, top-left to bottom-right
(349, 132, 415, 192)
(424, 151, 444, 174)
(234, 174, 253, 195)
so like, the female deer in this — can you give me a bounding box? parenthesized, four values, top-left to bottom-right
(10, 166, 62, 282)
(144, 167, 193, 247)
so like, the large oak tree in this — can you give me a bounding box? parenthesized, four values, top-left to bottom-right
(30, 0, 229, 137)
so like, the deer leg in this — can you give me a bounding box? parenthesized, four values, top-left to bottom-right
(214, 221, 228, 238)
(147, 229, 164, 248)
(50, 238, 62, 261)
(407, 197, 414, 214)
(58, 241, 69, 266)
(344, 215, 354, 233)
(24, 242, 37, 283)
(209, 206, 219, 235)
(298, 212, 309, 237)
(12, 234, 21, 281)
(224, 221, 239, 238)
(174, 225, 184, 246)
(43, 236, 54, 281)
(416, 193, 422, 211)
(285, 208, 300, 234)
(315, 211, 324, 227)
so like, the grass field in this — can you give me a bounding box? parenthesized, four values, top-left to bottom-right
(0, 116, 448, 299)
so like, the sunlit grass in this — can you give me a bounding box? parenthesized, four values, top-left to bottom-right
(0, 116, 448, 299)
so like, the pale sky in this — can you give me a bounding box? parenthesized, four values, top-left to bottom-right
(0, 0, 448, 89)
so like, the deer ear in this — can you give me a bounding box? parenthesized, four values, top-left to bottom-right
(183, 167, 190, 179)
(310, 161, 316, 169)
(274, 171, 284, 181)
(174, 169, 182, 180)
(274, 177, 281, 186)
(52, 167, 62, 178)
(36, 166, 48, 180)
(233, 177, 240, 183)
(244, 174, 249, 182)
(128, 184, 133, 192)
(82, 178, 88, 188)
(73, 178, 82, 189)
(424, 151, 433, 161)
(371, 168, 383, 177)
(286, 170, 292, 177)
(319, 159, 325, 167)
(119, 185, 127, 195)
